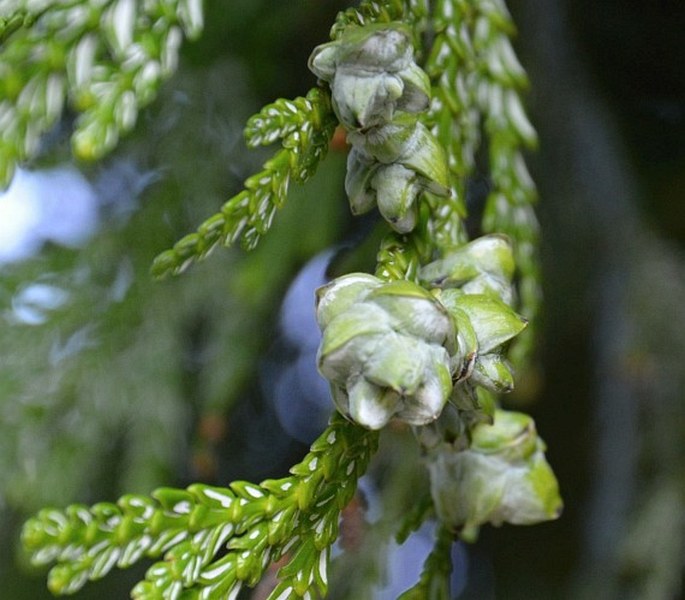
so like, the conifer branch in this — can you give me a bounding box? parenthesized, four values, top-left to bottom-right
(22, 414, 378, 598)
(475, 1, 541, 368)
(150, 88, 337, 277)
(330, 0, 406, 39)
(423, 0, 541, 368)
(0, 0, 203, 186)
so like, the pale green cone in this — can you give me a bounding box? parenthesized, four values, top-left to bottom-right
(428, 410, 563, 531)
(309, 22, 447, 234)
(308, 24, 430, 129)
(420, 235, 516, 304)
(331, 71, 404, 128)
(316, 275, 457, 429)
(345, 119, 450, 233)
(352, 116, 419, 164)
(354, 118, 449, 195)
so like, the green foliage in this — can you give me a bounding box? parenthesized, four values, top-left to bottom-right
(425, 0, 541, 367)
(0, 0, 203, 186)
(22, 414, 377, 598)
(330, 0, 407, 38)
(12, 0, 561, 598)
(151, 87, 338, 277)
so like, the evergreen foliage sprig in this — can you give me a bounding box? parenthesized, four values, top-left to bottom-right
(424, 0, 541, 367)
(22, 413, 378, 598)
(0, 0, 203, 186)
(150, 88, 337, 277)
(330, 0, 406, 38)
(475, 1, 541, 367)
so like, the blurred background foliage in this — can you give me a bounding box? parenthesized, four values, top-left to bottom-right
(0, 0, 683, 598)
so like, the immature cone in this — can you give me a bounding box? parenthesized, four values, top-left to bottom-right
(421, 235, 526, 411)
(420, 234, 517, 305)
(308, 23, 431, 129)
(309, 23, 449, 234)
(427, 409, 563, 533)
(345, 117, 450, 233)
(315, 274, 454, 429)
